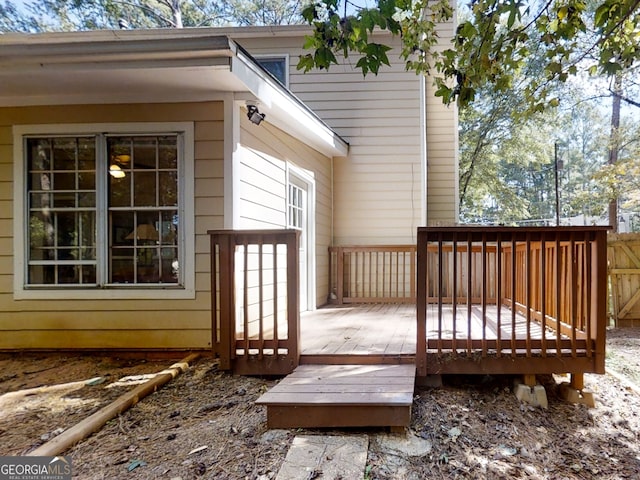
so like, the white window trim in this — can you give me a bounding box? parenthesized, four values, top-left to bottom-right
(13, 122, 195, 300)
(286, 164, 316, 311)
(254, 54, 290, 88)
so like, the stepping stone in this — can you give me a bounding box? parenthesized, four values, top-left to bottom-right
(276, 435, 368, 480)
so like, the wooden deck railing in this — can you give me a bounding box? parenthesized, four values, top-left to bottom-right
(209, 229, 300, 375)
(328, 246, 416, 304)
(416, 226, 609, 376)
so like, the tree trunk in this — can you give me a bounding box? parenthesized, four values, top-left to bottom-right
(171, 0, 183, 28)
(608, 74, 622, 232)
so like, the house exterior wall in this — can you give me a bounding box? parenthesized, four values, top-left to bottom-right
(0, 101, 223, 350)
(425, 18, 459, 224)
(238, 113, 332, 307)
(233, 28, 458, 244)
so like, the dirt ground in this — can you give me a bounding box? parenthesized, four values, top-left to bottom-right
(1, 328, 639, 479)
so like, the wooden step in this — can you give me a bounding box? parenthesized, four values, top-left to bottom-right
(256, 364, 415, 429)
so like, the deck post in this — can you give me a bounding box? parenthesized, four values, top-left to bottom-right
(570, 373, 584, 391)
(336, 247, 344, 305)
(592, 229, 608, 374)
(215, 233, 234, 371)
(416, 229, 428, 376)
(287, 231, 301, 370)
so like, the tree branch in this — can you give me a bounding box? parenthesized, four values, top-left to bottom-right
(112, 0, 176, 27)
(610, 88, 640, 108)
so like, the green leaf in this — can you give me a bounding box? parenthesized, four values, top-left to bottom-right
(558, 6, 568, 20)
(547, 62, 563, 74)
(594, 4, 610, 28)
(296, 54, 316, 72)
(356, 57, 370, 76)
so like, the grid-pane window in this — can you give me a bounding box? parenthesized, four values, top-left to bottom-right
(25, 133, 181, 288)
(108, 136, 179, 284)
(288, 183, 304, 230)
(27, 137, 97, 285)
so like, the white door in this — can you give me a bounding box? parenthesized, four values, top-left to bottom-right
(288, 172, 314, 311)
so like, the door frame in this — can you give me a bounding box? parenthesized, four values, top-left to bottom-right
(287, 164, 316, 311)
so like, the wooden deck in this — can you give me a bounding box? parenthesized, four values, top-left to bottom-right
(297, 303, 597, 375)
(299, 303, 562, 355)
(299, 304, 416, 363)
(210, 228, 607, 430)
(256, 364, 415, 429)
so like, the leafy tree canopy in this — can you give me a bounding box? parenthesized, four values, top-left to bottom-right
(298, 0, 640, 109)
(0, 0, 304, 32)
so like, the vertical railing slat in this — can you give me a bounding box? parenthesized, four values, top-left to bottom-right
(258, 242, 264, 359)
(555, 235, 562, 357)
(437, 233, 444, 355)
(410, 248, 416, 300)
(585, 235, 593, 358)
(242, 240, 249, 356)
(452, 234, 458, 356)
(272, 238, 279, 350)
(511, 237, 517, 358)
(525, 234, 532, 357)
(481, 233, 487, 357)
(467, 235, 473, 355)
(541, 233, 547, 358)
(570, 234, 577, 357)
(496, 234, 502, 358)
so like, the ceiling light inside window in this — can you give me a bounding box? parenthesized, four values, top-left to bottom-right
(109, 164, 125, 178)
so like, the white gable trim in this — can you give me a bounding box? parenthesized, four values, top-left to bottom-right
(231, 44, 349, 158)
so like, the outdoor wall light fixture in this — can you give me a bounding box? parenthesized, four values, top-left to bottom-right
(247, 104, 266, 125)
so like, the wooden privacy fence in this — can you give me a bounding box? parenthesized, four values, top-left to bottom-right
(416, 226, 609, 376)
(608, 233, 640, 327)
(209, 229, 300, 375)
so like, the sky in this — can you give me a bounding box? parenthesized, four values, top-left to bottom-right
(10, 0, 28, 13)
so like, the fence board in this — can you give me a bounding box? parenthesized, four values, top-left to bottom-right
(608, 233, 640, 327)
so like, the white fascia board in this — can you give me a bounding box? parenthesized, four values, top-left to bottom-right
(230, 42, 349, 158)
(0, 34, 234, 69)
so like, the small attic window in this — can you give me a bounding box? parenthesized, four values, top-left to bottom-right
(256, 56, 288, 87)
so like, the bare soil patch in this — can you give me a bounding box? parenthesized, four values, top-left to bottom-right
(605, 326, 640, 387)
(1, 328, 639, 479)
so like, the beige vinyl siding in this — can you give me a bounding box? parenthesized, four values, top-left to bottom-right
(235, 29, 459, 239)
(234, 34, 425, 245)
(0, 102, 223, 350)
(426, 17, 459, 224)
(239, 113, 332, 306)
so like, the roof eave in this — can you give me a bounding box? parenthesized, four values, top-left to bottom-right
(231, 41, 349, 158)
